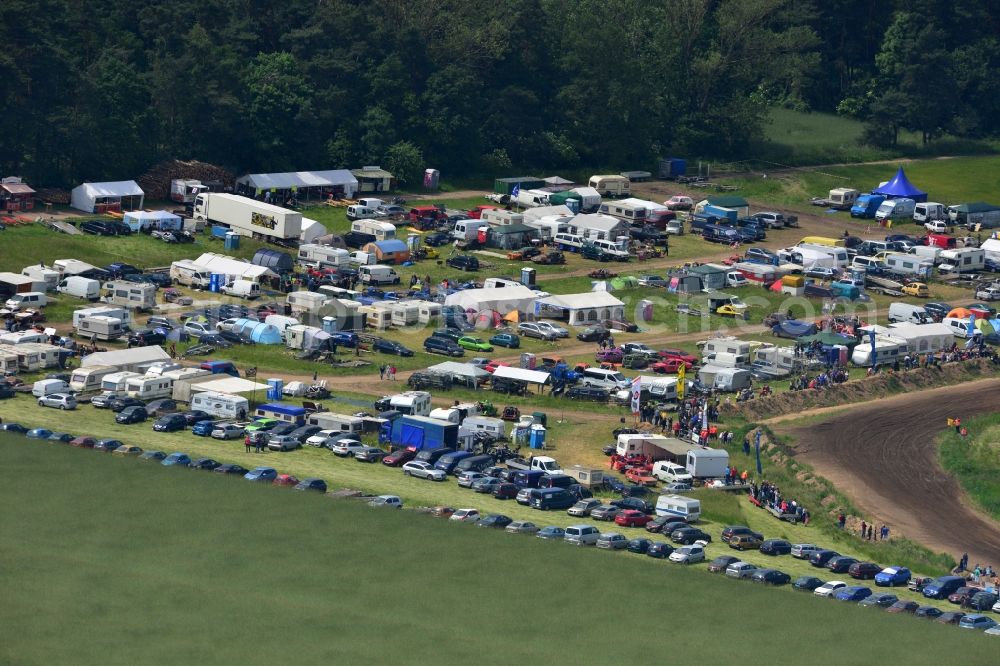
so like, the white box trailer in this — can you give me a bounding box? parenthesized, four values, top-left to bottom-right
(685, 448, 729, 478)
(70, 364, 118, 392)
(192, 192, 302, 241)
(190, 391, 250, 420)
(76, 315, 125, 341)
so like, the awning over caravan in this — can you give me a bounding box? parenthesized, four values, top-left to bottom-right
(190, 377, 270, 394)
(491, 366, 551, 385)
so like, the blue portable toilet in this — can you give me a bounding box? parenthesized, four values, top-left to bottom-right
(208, 273, 223, 293)
(266, 378, 283, 400)
(211, 225, 229, 239)
(529, 424, 547, 449)
(322, 316, 335, 333)
(224, 232, 240, 250)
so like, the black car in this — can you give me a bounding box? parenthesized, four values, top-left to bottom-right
(671, 527, 712, 545)
(81, 220, 116, 236)
(106, 262, 140, 277)
(188, 457, 221, 470)
(968, 591, 999, 611)
(152, 413, 186, 432)
(646, 515, 687, 535)
(182, 410, 214, 426)
(576, 325, 611, 342)
(721, 525, 764, 544)
(423, 232, 450, 246)
(630, 226, 667, 243)
(0, 384, 16, 399)
(914, 606, 944, 619)
(199, 333, 234, 349)
(611, 497, 654, 514)
(752, 569, 791, 585)
(565, 484, 593, 501)
(564, 385, 610, 402)
(268, 423, 298, 437)
(708, 555, 742, 573)
(793, 576, 824, 591)
(446, 255, 479, 272)
(810, 550, 840, 568)
(93, 439, 124, 453)
(373, 339, 414, 356)
(759, 539, 792, 555)
(145, 399, 178, 418)
(923, 302, 951, 321)
(146, 316, 180, 330)
(826, 556, 858, 573)
(288, 425, 323, 443)
(294, 478, 328, 492)
(626, 538, 652, 554)
(477, 514, 512, 529)
(424, 336, 465, 357)
(115, 405, 148, 424)
(0, 423, 28, 433)
(109, 396, 145, 412)
(646, 542, 674, 559)
(214, 464, 249, 476)
(128, 328, 167, 347)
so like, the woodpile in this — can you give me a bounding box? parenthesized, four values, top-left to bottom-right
(136, 160, 235, 200)
(32, 187, 70, 204)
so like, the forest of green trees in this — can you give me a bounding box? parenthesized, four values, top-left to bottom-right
(1, 0, 998, 186)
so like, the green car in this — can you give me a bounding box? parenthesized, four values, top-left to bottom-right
(457, 336, 494, 352)
(244, 418, 280, 433)
(489, 332, 520, 349)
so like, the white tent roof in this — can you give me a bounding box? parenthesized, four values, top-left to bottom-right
(123, 210, 179, 221)
(617, 197, 668, 212)
(236, 170, 359, 192)
(74, 180, 143, 198)
(543, 176, 574, 186)
(571, 213, 626, 232)
(980, 238, 1000, 257)
(537, 291, 623, 310)
(81, 346, 170, 368)
(492, 366, 551, 385)
(194, 252, 276, 280)
(300, 218, 325, 243)
(522, 205, 575, 223)
(443, 285, 538, 314)
(427, 362, 490, 379)
(189, 377, 270, 394)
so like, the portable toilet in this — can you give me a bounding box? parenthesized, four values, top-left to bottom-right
(266, 378, 283, 400)
(407, 234, 420, 252)
(224, 232, 240, 250)
(322, 316, 336, 333)
(520, 267, 536, 287)
(531, 411, 547, 427)
(529, 424, 547, 449)
(520, 352, 536, 369)
(209, 273, 223, 293)
(639, 299, 653, 321)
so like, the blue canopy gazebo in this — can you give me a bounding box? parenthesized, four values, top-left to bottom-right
(873, 167, 927, 203)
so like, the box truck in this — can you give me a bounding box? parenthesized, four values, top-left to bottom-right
(192, 193, 302, 241)
(387, 415, 459, 450)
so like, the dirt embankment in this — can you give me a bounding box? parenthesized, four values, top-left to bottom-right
(775, 378, 1000, 568)
(723, 359, 1000, 422)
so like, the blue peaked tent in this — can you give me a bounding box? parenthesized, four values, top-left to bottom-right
(873, 167, 927, 202)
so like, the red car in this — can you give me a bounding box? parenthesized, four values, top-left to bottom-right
(382, 448, 417, 467)
(69, 436, 96, 448)
(272, 474, 300, 487)
(467, 205, 497, 219)
(657, 348, 698, 365)
(615, 510, 653, 528)
(493, 483, 519, 500)
(484, 361, 508, 374)
(651, 358, 691, 374)
(625, 468, 657, 486)
(848, 561, 882, 580)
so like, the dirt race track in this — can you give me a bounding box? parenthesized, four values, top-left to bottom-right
(779, 378, 1000, 568)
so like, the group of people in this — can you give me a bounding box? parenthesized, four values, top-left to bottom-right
(956, 555, 997, 585)
(749, 480, 811, 524)
(788, 368, 850, 391)
(378, 364, 397, 381)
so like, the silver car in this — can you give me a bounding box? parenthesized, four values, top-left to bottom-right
(267, 435, 301, 452)
(791, 543, 821, 559)
(517, 322, 557, 340)
(596, 533, 629, 550)
(211, 423, 245, 440)
(725, 561, 758, 579)
(329, 439, 366, 457)
(536, 321, 569, 338)
(506, 521, 539, 535)
(402, 461, 447, 481)
(567, 498, 603, 517)
(38, 393, 77, 410)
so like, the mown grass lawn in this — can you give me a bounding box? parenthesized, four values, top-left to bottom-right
(938, 414, 1000, 522)
(2, 435, 990, 665)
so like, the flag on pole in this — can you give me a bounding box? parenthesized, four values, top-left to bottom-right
(754, 430, 763, 475)
(676, 364, 685, 400)
(630, 376, 642, 414)
(511, 184, 520, 198)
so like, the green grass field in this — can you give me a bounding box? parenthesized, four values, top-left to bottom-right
(2, 436, 995, 665)
(938, 414, 1000, 522)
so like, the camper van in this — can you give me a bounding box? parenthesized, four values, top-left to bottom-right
(938, 248, 985, 274)
(655, 495, 701, 522)
(169, 260, 211, 289)
(103, 281, 156, 310)
(125, 375, 174, 400)
(297, 244, 350, 269)
(514, 189, 550, 208)
(874, 198, 916, 222)
(388, 391, 432, 417)
(359, 265, 400, 286)
(220, 279, 260, 299)
(57, 276, 101, 301)
(887, 303, 930, 325)
(69, 365, 118, 392)
(307, 412, 365, 436)
(588, 238, 630, 260)
(189, 391, 249, 420)
(588, 175, 630, 198)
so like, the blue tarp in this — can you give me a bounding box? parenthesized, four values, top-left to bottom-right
(229, 318, 282, 344)
(873, 167, 927, 203)
(772, 319, 818, 339)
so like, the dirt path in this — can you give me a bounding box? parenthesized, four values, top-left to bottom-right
(775, 378, 1000, 567)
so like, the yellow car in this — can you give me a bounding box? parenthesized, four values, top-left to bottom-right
(716, 304, 748, 319)
(902, 282, 928, 297)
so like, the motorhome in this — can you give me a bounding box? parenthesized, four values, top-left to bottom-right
(388, 391, 432, 416)
(169, 260, 212, 289)
(69, 365, 118, 392)
(588, 175, 630, 198)
(296, 244, 350, 269)
(306, 411, 365, 436)
(938, 248, 985, 274)
(125, 374, 174, 400)
(190, 391, 250, 420)
(103, 281, 156, 310)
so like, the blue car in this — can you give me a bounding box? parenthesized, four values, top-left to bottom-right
(139, 451, 167, 461)
(329, 332, 358, 348)
(191, 420, 222, 437)
(48, 432, 74, 442)
(958, 614, 998, 631)
(0, 423, 28, 433)
(536, 526, 566, 541)
(489, 332, 520, 349)
(25, 428, 53, 439)
(874, 566, 911, 587)
(834, 586, 872, 602)
(161, 452, 192, 466)
(244, 467, 278, 482)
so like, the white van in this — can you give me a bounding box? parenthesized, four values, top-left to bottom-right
(914, 202, 946, 223)
(32, 378, 70, 397)
(5, 292, 47, 310)
(655, 494, 701, 522)
(553, 233, 585, 251)
(346, 204, 377, 221)
(652, 461, 693, 484)
(452, 220, 488, 242)
(590, 238, 630, 260)
(563, 525, 601, 546)
(359, 265, 400, 286)
(851, 256, 883, 272)
(169, 260, 211, 288)
(57, 276, 101, 301)
(942, 316, 978, 338)
(875, 198, 916, 222)
(580, 367, 630, 390)
(221, 279, 260, 299)
(514, 189, 550, 208)
(887, 303, 931, 325)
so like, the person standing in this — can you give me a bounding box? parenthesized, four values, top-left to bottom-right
(860, 521, 867, 538)
(379, 364, 386, 380)
(245, 435, 252, 453)
(389, 365, 397, 381)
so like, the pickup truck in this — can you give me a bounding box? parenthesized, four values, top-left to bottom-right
(506, 455, 563, 475)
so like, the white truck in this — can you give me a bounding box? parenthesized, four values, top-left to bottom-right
(220, 279, 261, 299)
(505, 455, 563, 475)
(359, 264, 400, 285)
(170, 260, 212, 288)
(170, 179, 208, 204)
(57, 276, 101, 301)
(192, 193, 302, 241)
(652, 461, 693, 484)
